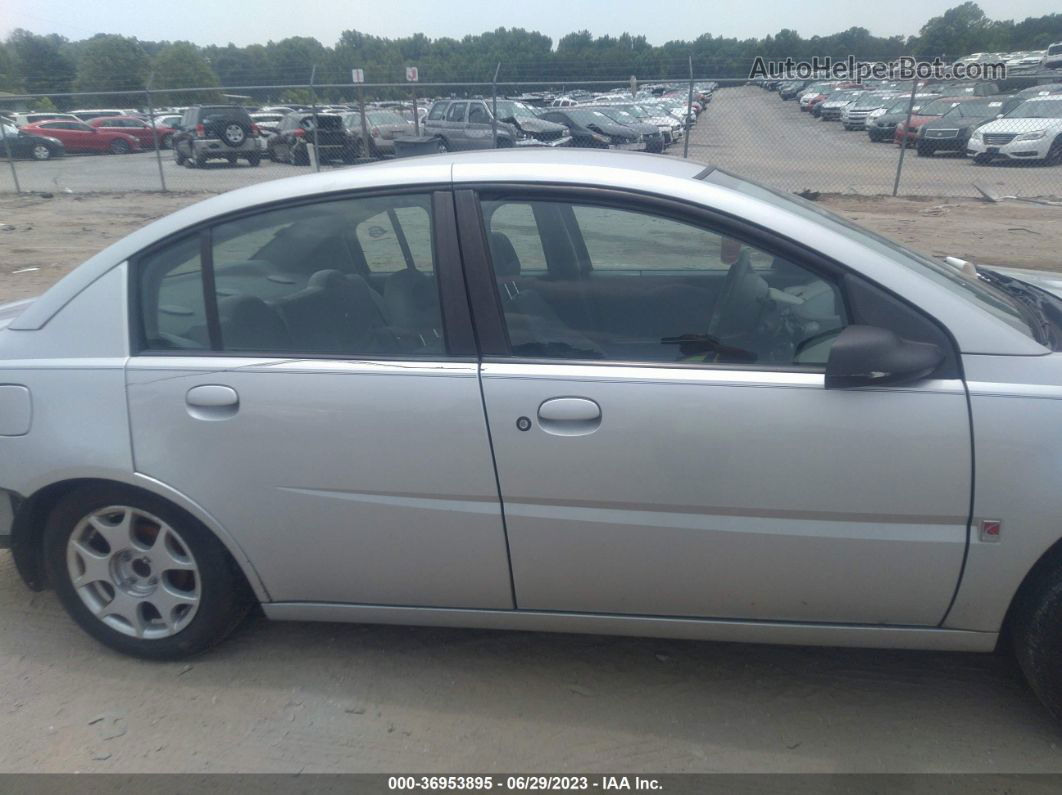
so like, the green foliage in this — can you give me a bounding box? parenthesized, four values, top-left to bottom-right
(151, 42, 221, 104)
(2, 3, 1061, 104)
(31, 95, 57, 111)
(75, 34, 150, 103)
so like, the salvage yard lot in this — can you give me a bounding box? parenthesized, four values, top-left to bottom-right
(1, 187, 1062, 773)
(2, 86, 1060, 200)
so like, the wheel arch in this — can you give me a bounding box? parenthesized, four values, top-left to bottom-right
(997, 535, 1062, 651)
(10, 475, 269, 602)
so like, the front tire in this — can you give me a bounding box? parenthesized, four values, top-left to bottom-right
(43, 484, 252, 660)
(32, 144, 52, 161)
(1011, 555, 1062, 721)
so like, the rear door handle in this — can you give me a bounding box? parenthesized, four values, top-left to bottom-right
(186, 385, 239, 420)
(537, 397, 601, 436)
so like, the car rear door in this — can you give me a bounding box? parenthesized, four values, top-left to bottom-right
(125, 189, 513, 609)
(457, 188, 971, 626)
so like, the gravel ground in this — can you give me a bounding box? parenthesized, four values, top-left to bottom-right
(2, 165, 1062, 774)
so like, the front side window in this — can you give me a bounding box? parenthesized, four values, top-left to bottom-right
(427, 102, 449, 121)
(468, 103, 490, 124)
(480, 198, 846, 366)
(136, 194, 443, 357)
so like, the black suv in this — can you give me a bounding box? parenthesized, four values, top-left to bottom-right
(172, 105, 260, 168)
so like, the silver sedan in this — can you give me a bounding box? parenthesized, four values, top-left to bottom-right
(3, 150, 1062, 720)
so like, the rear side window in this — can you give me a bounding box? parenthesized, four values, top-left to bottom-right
(135, 195, 443, 357)
(138, 235, 209, 351)
(446, 103, 467, 122)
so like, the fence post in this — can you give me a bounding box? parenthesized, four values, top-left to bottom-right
(309, 66, 321, 173)
(145, 78, 167, 192)
(491, 62, 500, 149)
(412, 85, 420, 136)
(356, 82, 370, 161)
(892, 78, 919, 196)
(0, 119, 20, 194)
(683, 55, 694, 159)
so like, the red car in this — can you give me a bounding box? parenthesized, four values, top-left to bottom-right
(894, 96, 969, 147)
(19, 120, 141, 154)
(88, 116, 170, 149)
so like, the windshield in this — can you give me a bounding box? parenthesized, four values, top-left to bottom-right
(366, 110, 406, 125)
(853, 94, 893, 109)
(1006, 99, 1062, 119)
(918, 99, 962, 115)
(701, 169, 1037, 341)
(945, 99, 1003, 117)
(596, 108, 638, 125)
(566, 109, 613, 124)
(493, 100, 537, 120)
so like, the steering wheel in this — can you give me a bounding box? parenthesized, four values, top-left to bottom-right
(707, 249, 769, 338)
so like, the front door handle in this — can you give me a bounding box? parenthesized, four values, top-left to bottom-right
(537, 397, 601, 436)
(186, 385, 239, 420)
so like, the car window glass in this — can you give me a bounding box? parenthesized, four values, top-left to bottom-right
(486, 203, 547, 271)
(137, 195, 442, 356)
(427, 102, 449, 121)
(138, 235, 210, 351)
(481, 198, 846, 366)
(446, 103, 467, 122)
(468, 104, 489, 124)
(355, 206, 433, 273)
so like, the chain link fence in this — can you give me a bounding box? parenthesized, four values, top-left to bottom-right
(1, 71, 1061, 200)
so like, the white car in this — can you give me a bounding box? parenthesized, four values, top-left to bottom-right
(966, 95, 1062, 165)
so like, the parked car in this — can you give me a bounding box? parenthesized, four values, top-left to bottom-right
(172, 105, 261, 168)
(424, 100, 572, 151)
(840, 92, 903, 130)
(818, 90, 865, 121)
(1015, 83, 1062, 100)
(1043, 42, 1062, 70)
(582, 106, 664, 152)
(537, 108, 645, 150)
(9, 151, 1062, 726)
(895, 97, 981, 147)
(150, 115, 182, 149)
(779, 80, 812, 100)
(341, 109, 413, 157)
(266, 113, 355, 165)
(916, 95, 1024, 156)
(88, 116, 167, 150)
(249, 112, 286, 152)
(0, 120, 65, 160)
(19, 120, 141, 154)
(10, 112, 80, 126)
(923, 81, 1000, 97)
(866, 95, 941, 141)
(967, 95, 1062, 165)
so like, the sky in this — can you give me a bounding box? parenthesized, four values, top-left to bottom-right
(3, 0, 1061, 47)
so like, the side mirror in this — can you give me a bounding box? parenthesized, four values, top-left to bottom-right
(825, 325, 943, 390)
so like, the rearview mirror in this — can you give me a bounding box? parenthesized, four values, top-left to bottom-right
(825, 325, 943, 390)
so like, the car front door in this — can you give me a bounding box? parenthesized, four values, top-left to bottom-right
(459, 190, 971, 626)
(125, 190, 513, 609)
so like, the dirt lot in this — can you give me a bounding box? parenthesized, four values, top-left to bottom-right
(2, 191, 1062, 773)
(1, 191, 1060, 304)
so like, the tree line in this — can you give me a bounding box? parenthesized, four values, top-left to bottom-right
(0, 2, 1060, 107)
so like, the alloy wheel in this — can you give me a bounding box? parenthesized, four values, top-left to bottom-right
(65, 505, 201, 639)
